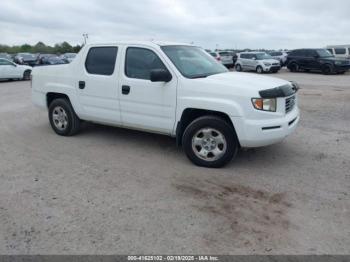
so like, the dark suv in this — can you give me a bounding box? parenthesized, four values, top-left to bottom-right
(286, 48, 350, 74)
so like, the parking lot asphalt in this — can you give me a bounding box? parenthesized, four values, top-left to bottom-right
(0, 69, 349, 255)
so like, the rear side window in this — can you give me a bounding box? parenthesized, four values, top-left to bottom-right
(85, 47, 118, 75)
(125, 47, 167, 80)
(334, 48, 346, 55)
(290, 50, 303, 56)
(348, 48, 350, 55)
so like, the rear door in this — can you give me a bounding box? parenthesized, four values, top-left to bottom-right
(240, 54, 249, 69)
(307, 50, 320, 70)
(77, 46, 122, 124)
(119, 45, 177, 134)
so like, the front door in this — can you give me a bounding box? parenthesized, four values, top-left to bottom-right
(77, 46, 122, 124)
(119, 46, 177, 135)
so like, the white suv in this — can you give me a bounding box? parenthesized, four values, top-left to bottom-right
(235, 52, 281, 73)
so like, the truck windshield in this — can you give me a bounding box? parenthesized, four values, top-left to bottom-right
(161, 46, 228, 79)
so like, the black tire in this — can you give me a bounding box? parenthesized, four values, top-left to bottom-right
(256, 66, 263, 74)
(48, 98, 81, 136)
(288, 63, 298, 72)
(321, 64, 333, 75)
(235, 64, 242, 72)
(182, 116, 239, 168)
(23, 70, 31, 80)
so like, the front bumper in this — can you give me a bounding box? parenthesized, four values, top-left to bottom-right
(231, 106, 300, 148)
(264, 65, 281, 72)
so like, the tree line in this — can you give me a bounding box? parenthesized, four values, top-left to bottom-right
(0, 42, 82, 54)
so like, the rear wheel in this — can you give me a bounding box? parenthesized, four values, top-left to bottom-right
(289, 63, 299, 72)
(256, 66, 263, 74)
(235, 64, 242, 72)
(182, 116, 238, 168)
(48, 98, 81, 136)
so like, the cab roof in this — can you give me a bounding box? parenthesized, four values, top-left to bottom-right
(85, 41, 194, 48)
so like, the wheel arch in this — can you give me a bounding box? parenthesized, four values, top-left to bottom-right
(46, 92, 71, 108)
(175, 108, 240, 147)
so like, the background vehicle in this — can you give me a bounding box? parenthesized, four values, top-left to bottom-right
(32, 42, 299, 168)
(268, 51, 288, 66)
(286, 48, 350, 74)
(40, 56, 67, 65)
(217, 51, 235, 68)
(0, 58, 31, 80)
(14, 53, 37, 66)
(209, 51, 221, 63)
(60, 53, 77, 63)
(235, 52, 281, 73)
(0, 53, 14, 62)
(326, 45, 350, 59)
(37, 54, 56, 65)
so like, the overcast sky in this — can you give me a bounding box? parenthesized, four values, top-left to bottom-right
(1, 0, 349, 50)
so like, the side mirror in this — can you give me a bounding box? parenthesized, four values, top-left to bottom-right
(150, 69, 172, 82)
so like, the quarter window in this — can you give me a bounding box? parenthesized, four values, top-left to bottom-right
(125, 47, 168, 80)
(85, 47, 118, 75)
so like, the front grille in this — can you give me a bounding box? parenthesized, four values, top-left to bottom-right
(285, 95, 296, 114)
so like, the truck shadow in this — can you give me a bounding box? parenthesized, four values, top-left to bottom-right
(79, 122, 289, 168)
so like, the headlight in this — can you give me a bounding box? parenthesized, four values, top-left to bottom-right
(252, 98, 276, 112)
(264, 62, 271, 66)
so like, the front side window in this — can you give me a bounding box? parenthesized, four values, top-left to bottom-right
(161, 46, 227, 79)
(125, 47, 168, 80)
(85, 47, 118, 75)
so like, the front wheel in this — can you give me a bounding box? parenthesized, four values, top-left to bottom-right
(322, 64, 333, 75)
(256, 66, 263, 74)
(182, 116, 238, 168)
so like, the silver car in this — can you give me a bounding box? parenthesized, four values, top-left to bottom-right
(235, 52, 281, 73)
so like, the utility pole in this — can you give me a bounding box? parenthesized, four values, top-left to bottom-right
(82, 33, 89, 45)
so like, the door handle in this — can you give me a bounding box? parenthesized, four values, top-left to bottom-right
(79, 81, 85, 89)
(122, 85, 130, 95)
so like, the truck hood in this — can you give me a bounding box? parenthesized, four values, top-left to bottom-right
(202, 72, 290, 92)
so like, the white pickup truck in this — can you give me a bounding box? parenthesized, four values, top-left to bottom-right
(32, 41, 300, 168)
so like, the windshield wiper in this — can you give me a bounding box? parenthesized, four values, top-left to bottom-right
(190, 75, 209, 79)
(189, 72, 220, 79)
